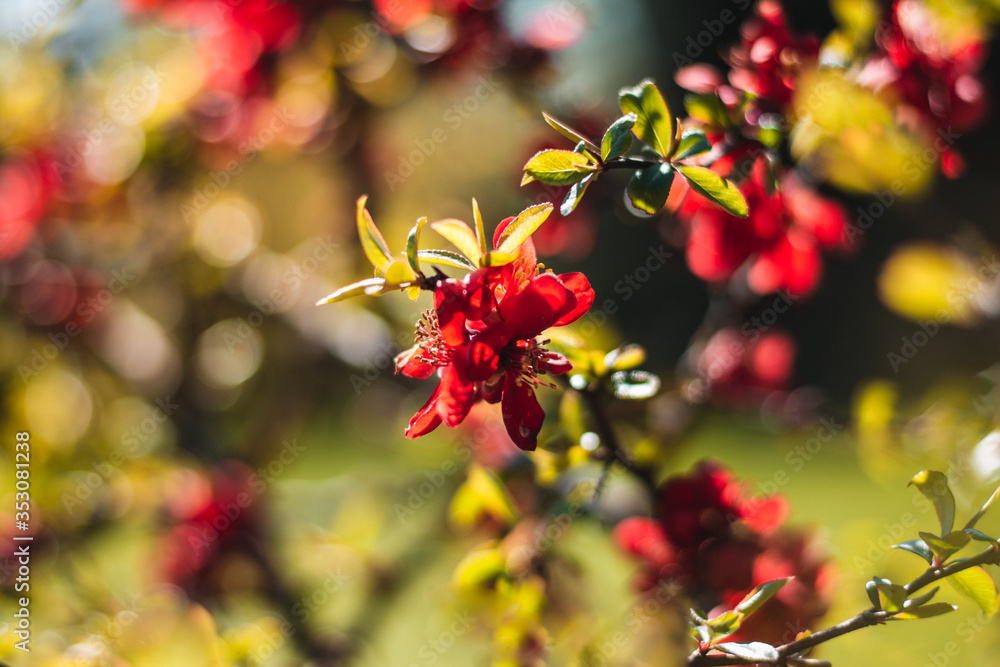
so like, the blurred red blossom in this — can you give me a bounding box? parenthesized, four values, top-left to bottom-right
(614, 460, 832, 646)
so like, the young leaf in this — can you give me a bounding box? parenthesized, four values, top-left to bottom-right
(904, 586, 940, 610)
(480, 251, 518, 268)
(891, 603, 958, 620)
(875, 579, 907, 612)
(523, 149, 598, 186)
(619, 80, 674, 157)
(385, 259, 417, 286)
(430, 219, 482, 264)
(542, 112, 599, 152)
(471, 199, 488, 258)
(417, 249, 478, 272)
(601, 113, 637, 162)
(561, 174, 595, 216)
(865, 579, 882, 610)
(918, 530, 970, 560)
(948, 566, 999, 618)
(735, 578, 791, 618)
(673, 129, 712, 160)
(406, 217, 428, 275)
(316, 277, 387, 305)
(675, 164, 748, 217)
(964, 528, 997, 543)
(705, 610, 742, 638)
(685, 93, 730, 128)
(610, 370, 661, 400)
(356, 195, 393, 273)
(892, 539, 934, 564)
(604, 344, 646, 372)
(495, 203, 554, 256)
(715, 642, 779, 662)
(964, 486, 1000, 531)
(909, 471, 956, 535)
(626, 163, 675, 215)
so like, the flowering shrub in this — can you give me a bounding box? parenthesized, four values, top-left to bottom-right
(6, 1, 1000, 666)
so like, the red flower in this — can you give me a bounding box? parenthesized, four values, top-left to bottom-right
(672, 153, 849, 297)
(396, 218, 594, 450)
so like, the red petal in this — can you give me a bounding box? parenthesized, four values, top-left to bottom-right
(395, 345, 437, 379)
(436, 364, 477, 427)
(499, 273, 577, 340)
(435, 279, 469, 346)
(405, 385, 444, 438)
(551, 272, 595, 326)
(500, 374, 545, 451)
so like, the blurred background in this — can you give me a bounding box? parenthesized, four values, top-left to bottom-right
(2, 0, 1000, 665)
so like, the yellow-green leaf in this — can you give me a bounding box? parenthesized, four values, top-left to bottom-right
(891, 603, 958, 620)
(523, 149, 598, 186)
(619, 80, 674, 157)
(876, 580, 908, 613)
(965, 485, 1000, 531)
(736, 578, 791, 617)
(919, 530, 970, 560)
(449, 464, 519, 532)
(430, 218, 482, 264)
(385, 259, 418, 286)
(676, 164, 748, 217)
(472, 198, 487, 257)
(356, 195, 393, 273)
(417, 249, 478, 272)
(949, 566, 999, 618)
(910, 470, 956, 535)
(452, 545, 506, 592)
(495, 203, 554, 257)
(406, 217, 427, 274)
(542, 112, 598, 151)
(480, 251, 518, 268)
(316, 277, 387, 305)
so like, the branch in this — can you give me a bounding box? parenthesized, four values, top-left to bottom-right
(689, 543, 1000, 667)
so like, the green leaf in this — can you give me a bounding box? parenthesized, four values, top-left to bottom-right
(316, 277, 388, 305)
(619, 80, 674, 157)
(705, 610, 742, 639)
(964, 528, 997, 543)
(601, 113, 636, 161)
(685, 93, 730, 128)
(715, 642, 779, 662)
(891, 603, 958, 620)
(406, 217, 427, 275)
(949, 566, 999, 618)
(603, 344, 646, 372)
(676, 164, 748, 217)
(472, 199, 488, 258)
(452, 547, 507, 592)
(356, 195, 393, 273)
(919, 530, 970, 560)
(865, 580, 881, 610)
(626, 163, 675, 215)
(875, 579, 907, 612)
(542, 112, 598, 152)
(495, 203, 554, 257)
(610, 370, 661, 400)
(416, 249, 478, 272)
(690, 624, 712, 645)
(430, 218, 482, 264)
(904, 586, 940, 610)
(480, 251, 518, 267)
(673, 130, 712, 160)
(735, 578, 791, 618)
(892, 539, 934, 564)
(523, 149, 598, 187)
(965, 486, 1000, 531)
(449, 464, 519, 531)
(909, 470, 956, 535)
(561, 174, 595, 216)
